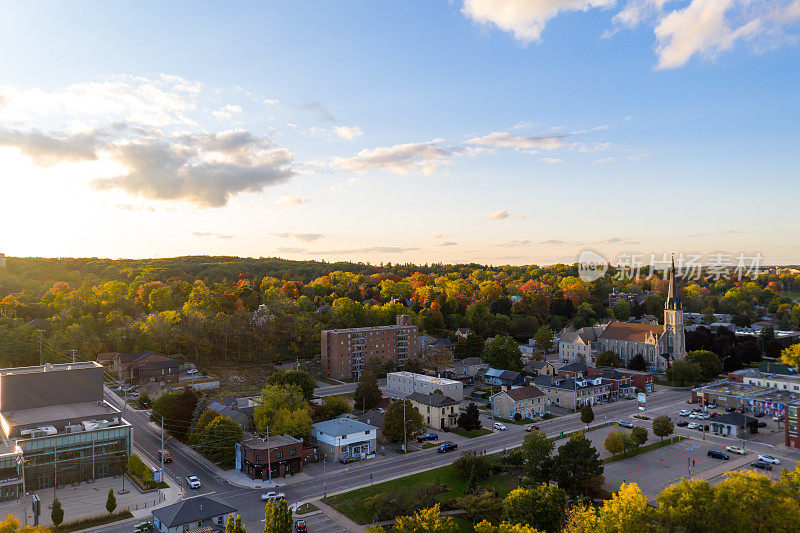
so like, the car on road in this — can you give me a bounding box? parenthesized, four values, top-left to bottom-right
(707, 450, 730, 460)
(294, 520, 307, 533)
(754, 412, 766, 418)
(437, 442, 457, 453)
(757, 421, 767, 428)
(134, 522, 154, 533)
(158, 449, 172, 463)
(417, 433, 439, 443)
(493, 422, 507, 431)
(752, 460, 773, 471)
(707, 403, 717, 409)
(773, 416, 783, 422)
(689, 413, 699, 419)
(618, 420, 634, 428)
(186, 475, 201, 489)
(261, 491, 286, 501)
(758, 455, 780, 464)
(725, 407, 737, 412)
(525, 424, 540, 432)
(726, 445, 747, 455)
(676, 420, 689, 427)
(687, 422, 701, 429)
(679, 410, 691, 417)
(187, 368, 198, 374)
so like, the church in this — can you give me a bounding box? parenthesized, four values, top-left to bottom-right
(560, 259, 686, 372)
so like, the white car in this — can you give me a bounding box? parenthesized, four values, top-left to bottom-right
(687, 422, 701, 429)
(261, 491, 286, 501)
(679, 410, 691, 417)
(773, 416, 783, 422)
(726, 446, 747, 455)
(689, 413, 699, 419)
(707, 403, 717, 409)
(698, 413, 710, 420)
(186, 475, 201, 489)
(187, 368, 198, 374)
(758, 455, 780, 465)
(493, 422, 507, 431)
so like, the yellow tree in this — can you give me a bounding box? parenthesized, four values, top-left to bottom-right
(713, 469, 800, 532)
(560, 504, 598, 533)
(780, 343, 800, 368)
(392, 504, 458, 533)
(595, 482, 652, 533)
(656, 478, 717, 532)
(474, 521, 543, 533)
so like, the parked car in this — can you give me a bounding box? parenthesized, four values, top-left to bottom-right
(689, 413, 699, 419)
(707, 403, 717, 409)
(437, 442, 457, 453)
(752, 461, 773, 471)
(294, 520, 307, 533)
(758, 455, 780, 464)
(707, 450, 730, 460)
(187, 368, 198, 374)
(186, 475, 201, 489)
(754, 412, 766, 418)
(158, 449, 172, 463)
(757, 421, 767, 428)
(676, 420, 689, 427)
(261, 491, 286, 501)
(725, 407, 737, 412)
(525, 424, 540, 432)
(134, 522, 154, 533)
(687, 422, 701, 429)
(493, 422, 507, 431)
(417, 433, 439, 443)
(679, 410, 691, 417)
(618, 420, 634, 428)
(726, 445, 747, 455)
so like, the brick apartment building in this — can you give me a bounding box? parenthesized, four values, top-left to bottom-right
(321, 315, 419, 380)
(786, 399, 800, 449)
(237, 433, 318, 480)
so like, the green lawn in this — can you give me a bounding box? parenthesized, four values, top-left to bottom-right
(323, 463, 520, 525)
(316, 376, 341, 386)
(603, 436, 685, 464)
(450, 427, 493, 438)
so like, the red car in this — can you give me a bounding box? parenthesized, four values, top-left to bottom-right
(158, 450, 172, 463)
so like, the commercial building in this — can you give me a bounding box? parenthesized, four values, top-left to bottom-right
(387, 371, 463, 401)
(407, 392, 459, 430)
(152, 496, 237, 533)
(236, 433, 317, 480)
(710, 412, 758, 438)
(692, 381, 799, 417)
(0, 362, 131, 499)
(532, 375, 609, 410)
(491, 386, 547, 420)
(311, 418, 377, 463)
(321, 315, 419, 380)
(785, 399, 800, 449)
(727, 370, 800, 394)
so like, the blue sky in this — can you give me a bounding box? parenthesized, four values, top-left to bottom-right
(1, 0, 798, 265)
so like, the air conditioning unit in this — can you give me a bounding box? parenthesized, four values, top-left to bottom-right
(65, 424, 83, 434)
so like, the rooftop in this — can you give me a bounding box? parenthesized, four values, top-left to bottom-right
(322, 324, 416, 334)
(407, 392, 459, 407)
(500, 386, 545, 401)
(0, 361, 100, 376)
(388, 371, 461, 385)
(152, 496, 236, 528)
(241, 433, 301, 450)
(2, 401, 123, 433)
(599, 322, 665, 342)
(312, 418, 377, 437)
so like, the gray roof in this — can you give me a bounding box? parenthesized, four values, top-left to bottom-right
(408, 392, 459, 407)
(485, 368, 521, 380)
(241, 433, 301, 450)
(710, 412, 757, 426)
(153, 496, 236, 528)
(455, 357, 485, 367)
(533, 375, 604, 391)
(356, 409, 385, 429)
(312, 417, 377, 437)
(559, 362, 589, 374)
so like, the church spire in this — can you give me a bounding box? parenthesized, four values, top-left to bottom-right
(666, 255, 680, 310)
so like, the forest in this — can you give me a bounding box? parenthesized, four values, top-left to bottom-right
(0, 255, 799, 370)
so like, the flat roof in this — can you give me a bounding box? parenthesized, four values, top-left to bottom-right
(387, 371, 460, 385)
(241, 434, 301, 450)
(0, 361, 100, 376)
(323, 325, 415, 334)
(2, 401, 120, 428)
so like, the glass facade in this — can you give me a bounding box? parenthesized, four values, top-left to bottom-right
(0, 454, 23, 502)
(18, 426, 131, 491)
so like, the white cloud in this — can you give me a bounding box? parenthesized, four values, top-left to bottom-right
(211, 104, 243, 119)
(275, 194, 310, 206)
(462, 0, 615, 43)
(191, 231, 233, 239)
(270, 232, 325, 242)
(485, 209, 510, 221)
(437, 241, 459, 246)
(333, 140, 451, 175)
(264, 99, 278, 105)
(539, 157, 565, 164)
(331, 177, 370, 192)
(594, 156, 617, 163)
(334, 126, 364, 140)
(517, 214, 528, 219)
(591, 236, 640, 245)
(465, 131, 568, 152)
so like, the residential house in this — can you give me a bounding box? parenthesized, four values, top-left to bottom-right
(237, 433, 313, 480)
(525, 360, 556, 377)
(208, 400, 255, 431)
(356, 409, 385, 440)
(533, 375, 609, 410)
(387, 371, 464, 400)
(491, 386, 547, 420)
(587, 368, 634, 399)
(452, 357, 489, 379)
(558, 326, 604, 364)
(152, 496, 236, 533)
(483, 368, 524, 387)
(557, 362, 590, 379)
(311, 418, 377, 462)
(455, 328, 474, 339)
(130, 358, 179, 385)
(407, 392, 459, 430)
(96, 352, 120, 373)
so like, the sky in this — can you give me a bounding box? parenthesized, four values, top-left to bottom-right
(0, 0, 799, 266)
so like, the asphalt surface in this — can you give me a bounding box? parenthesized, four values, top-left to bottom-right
(98, 385, 701, 532)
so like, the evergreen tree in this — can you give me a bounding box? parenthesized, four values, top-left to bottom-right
(457, 402, 482, 431)
(106, 488, 117, 514)
(264, 498, 292, 533)
(51, 498, 64, 526)
(580, 404, 594, 429)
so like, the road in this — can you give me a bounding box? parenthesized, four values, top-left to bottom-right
(101, 386, 697, 532)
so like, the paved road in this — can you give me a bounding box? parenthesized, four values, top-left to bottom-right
(100, 386, 693, 532)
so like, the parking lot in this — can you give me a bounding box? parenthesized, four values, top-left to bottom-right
(294, 512, 349, 533)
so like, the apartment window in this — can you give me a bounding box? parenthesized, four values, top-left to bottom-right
(365, 430, 370, 435)
(290, 449, 297, 456)
(277, 451, 284, 459)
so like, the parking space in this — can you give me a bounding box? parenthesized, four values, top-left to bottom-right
(296, 512, 349, 533)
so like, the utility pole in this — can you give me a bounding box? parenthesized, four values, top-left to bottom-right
(160, 416, 165, 483)
(16, 455, 26, 527)
(70, 349, 76, 363)
(322, 457, 327, 498)
(37, 330, 44, 366)
(403, 400, 407, 454)
(266, 426, 272, 484)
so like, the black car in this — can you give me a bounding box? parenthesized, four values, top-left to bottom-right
(725, 407, 737, 412)
(758, 421, 767, 428)
(437, 442, 457, 453)
(294, 519, 307, 533)
(752, 461, 773, 471)
(707, 450, 730, 460)
(754, 412, 766, 418)
(417, 433, 439, 443)
(676, 420, 689, 427)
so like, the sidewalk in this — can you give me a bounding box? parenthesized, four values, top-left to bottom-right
(313, 500, 367, 533)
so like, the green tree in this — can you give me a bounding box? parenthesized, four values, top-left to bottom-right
(656, 478, 717, 532)
(452, 450, 490, 492)
(225, 515, 236, 533)
(196, 415, 244, 466)
(603, 429, 626, 458)
(686, 350, 724, 380)
(455, 491, 503, 524)
(612, 299, 631, 321)
(106, 488, 117, 514)
(713, 469, 799, 533)
(253, 384, 312, 439)
(551, 433, 604, 496)
(149, 388, 200, 439)
(263, 497, 292, 533)
(665, 360, 702, 386)
(51, 498, 64, 526)
(627, 353, 648, 372)
(595, 351, 621, 368)
(521, 429, 554, 481)
(383, 399, 424, 444)
(629, 426, 648, 447)
(234, 514, 245, 533)
(580, 404, 594, 429)
(457, 402, 482, 431)
(484, 335, 522, 370)
(474, 521, 543, 533)
(534, 325, 554, 353)
(502, 485, 567, 533)
(652, 415, 674, 441)
(190, 409, 220, 443)
(267, 370, 316, 401)
(319, 395, 351, 420)
(354, 371, 383, 411)
(393, 504, 458, 533)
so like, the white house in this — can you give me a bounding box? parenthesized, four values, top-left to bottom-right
(311, 418, 377, 462)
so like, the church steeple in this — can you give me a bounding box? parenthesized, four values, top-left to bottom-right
(666, 255, 680, 310)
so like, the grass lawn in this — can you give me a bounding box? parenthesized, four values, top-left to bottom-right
(323, 463, 521, 525)
(316, 376, 341, 386)
(295, 502, 319, 515)
(450, 427, 493, 438)
(603, 436, 685, 464)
